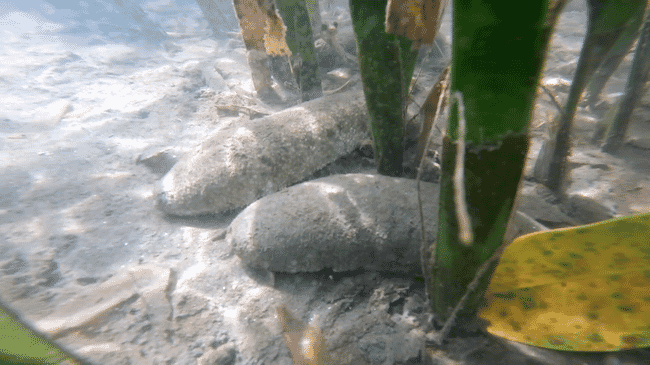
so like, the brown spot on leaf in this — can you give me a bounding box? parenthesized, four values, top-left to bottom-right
(547, 336, 565, 346)
(617, 304, 636, 313)
(587, 333, 604, 343)
(510, 321, 522, 332)
(610, 292, 624, 299)
(494, 291, 516, 300)
(612, 252, 630, 266)
(520, 296, 536, 310)
(621, 335, 644, 345)
(569, 252, 583, 259)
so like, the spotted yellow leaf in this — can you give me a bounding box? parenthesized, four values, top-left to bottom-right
(478, 212, 650, 351)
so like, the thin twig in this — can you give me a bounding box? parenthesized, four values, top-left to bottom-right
(452, 92, 473, 246)
(433, 37, 446, 59)
(323, 77, 357, 95)
(409, 46, 434, 99)
(321, 22, 357, 65)
(417, 76, 449, 277)
(540, 84, 564, 116)
(215, 104, 270, 117)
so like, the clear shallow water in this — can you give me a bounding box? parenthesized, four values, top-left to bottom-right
(0, 0, 234, 124)
(0, 0, 248, 280)
(6, 2, 645, 365)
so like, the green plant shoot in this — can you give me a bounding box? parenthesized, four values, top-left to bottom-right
(428, 0, 553, 322)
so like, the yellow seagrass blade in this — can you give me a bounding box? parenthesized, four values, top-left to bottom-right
(478, 211, 650, 351)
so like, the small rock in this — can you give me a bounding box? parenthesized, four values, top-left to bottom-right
(565, 165, 618, 223)
(191, 348, 204, 358)
(357, 139, 374, 159)
(516, 182, 575, 228)
(358, 337, 387, 364)
(542, 76, 571, 93)
(173, 294, 208, 321)
(604, 354, 622, 365)
(136, 149, 178, 175)
(504, 211, 549, 243)
(626, 137, 650, 150)
(200, 62, 229, 93)
(227, 173, 439, 273)
(326, 67, 352, 81)
(416, 155, 441, 183)
(566, 194, 616, 224)
(210, 331, 230, 349)
(198, 343, 237, 365)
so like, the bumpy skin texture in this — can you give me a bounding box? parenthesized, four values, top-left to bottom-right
(156, 89, 369, 216)
(228, 173, 439, 273)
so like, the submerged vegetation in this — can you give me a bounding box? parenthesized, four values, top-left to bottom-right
(2, 0, 650, 364)
(342, 0, 650, 356)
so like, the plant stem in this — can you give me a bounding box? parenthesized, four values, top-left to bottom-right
(429, 0, 551, 321)
(349, 0, 418, 176)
